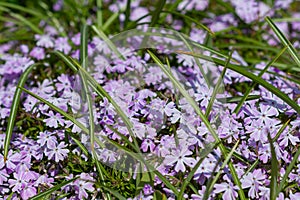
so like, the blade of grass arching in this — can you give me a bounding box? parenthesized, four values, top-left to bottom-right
(272, 119, 291, 142)
(234, 46, 287, 113)
(10, 13, 43, 34)
(205, 51, 232, 117)
(3, 63, 39, 162)
(102, 12, 119, 31)
(69, 136, 89, 157)
(102, 136, 179, 196)
(148, 50, 246, 200)
(203, 140, 240, 200)
(217, 95, 261, 103)
(162, 10, 214, 35)
(159, 0, 181, 23)
(140, 0, 166, 47)
(176, 51, 300, 113)
(71, 58, 140, 151)
(79, 25, 111, 200)
(124, 0, 131, 28)
(20, 87, 90, 135)
(177, 142, 217, 200)
(30, 177, 77, 200)
(0, 2, 44, 18)
(268, 133, 279, 200)
(266, 16, 300, 68)
(91, 25, 125, 60)
(242, 159, 259, 178)
(38, 2, 67, 37)
(96, 0, 103, 28)
(176, 32, 210, 87)
(100, 186, 126, 200)
(278, 143, 300, 194)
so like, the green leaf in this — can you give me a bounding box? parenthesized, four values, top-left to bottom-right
(266, 16, 300, 68)
(234, 46, 287, 113)
(177, 142, 217, 200)
(4, 63, 39, 161)
(29, 178, 77, 200)
(278, 146, 300, 195)
(205, 51, 231, 117)
(203, 140, 240, 200)
(148, 50, 246, 200)
(10, 13, 43, 34)
(177, 51, 300, 113)
(268, 133, 278, 200)
(100, 186, 127, 200)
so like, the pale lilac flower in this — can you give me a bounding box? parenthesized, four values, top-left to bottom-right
(29, 47, 45, 60)
(74, 173, 95, 199)
(43, 111, 65, 128)
(141, 138, 155, 152)
(8, 172, 27, 192)
(55, 74, 72, 92)
(241, 169, 266, 198)
(37, 131, 57, 148)
(45, 142, 69, 162)
(54, 37, 71, 54)
(35, 34, 54, 48)
(214, 181, 238, 200)
(164, 147, 196, 172)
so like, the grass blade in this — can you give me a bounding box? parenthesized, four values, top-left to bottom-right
(30, 177, 77, 200)
(234, 46, 287, 113)
(266, 16, 300, 68)
(268, 133, 278, 200)
(3, 63, 39, 161)
(203, 140, 240, 200)
(278, 145, 300, 195)
(205, 51, 232, 117)
(177, 142, 217, 200)
(100, 186, 127, 200)
(177, 51, 300, 113)
(148, 50, 246, 200)
(10, 13, 43, 34)
(96, 0, 103, 28)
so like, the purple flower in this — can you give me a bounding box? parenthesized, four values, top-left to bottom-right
(37, 131, 57, 148)
(241, 169, 266, 198)
(54, 37, 71, 54)
(214, 181, 238, 200)
(55, 74, 72, 92)
(74, 173, 95, 199)
(141, 138, 155, 152)
(143, 184, 154, 195)
(43, 111, 65, 128)
(164, 147, 196, 172)
(8, 171, 27, 192)
(29, 47, 45, 60)
(45, 142, 69, 162)
(35, 34, 54, 48)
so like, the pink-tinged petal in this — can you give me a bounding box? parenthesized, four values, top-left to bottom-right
(175, 159, 186, 172)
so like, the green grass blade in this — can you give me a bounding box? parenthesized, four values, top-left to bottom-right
(148, 50, 246, 200)
(268, 133, 278, 200)
(29, 177, 77, 200)
(100, 186, 127, 200)
(3, 63, 39, 161)
(272, 119, 291, 142)
(177, 51, 300, 113)
(266, 16, 300, 68)
(177, 142, 217, 200)
(234, 46, 287, 113)
(162, 10, 214, 35)
(278, 146, 300, 194)
(124, 0, 131, 28)
(96, 0, 103, 28)
(0, 2, 44, 17)
(203, 140, 240, 200)
(102, 12, 119, 31)
(205, 51, 232, 117)
(217, 95, 261, 103)
(10, 13, 43, 34)
(91, 25, 125, 60)
(20, 87, 90, 134)
(242, 159, 259, 178)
